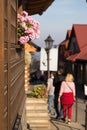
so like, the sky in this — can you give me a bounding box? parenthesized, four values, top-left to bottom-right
(32, 0, 87, 48)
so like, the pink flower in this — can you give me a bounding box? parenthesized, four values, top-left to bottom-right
(21, 22, 27, 30)
(21, 11, 28, 16)
(17, 10, 40, 44)
(18, 14, 25, 22)
(24, 16, 32, 23)
(19, 36, 29, 44)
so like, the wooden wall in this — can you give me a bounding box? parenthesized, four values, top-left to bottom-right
(0, 0, 25, 130)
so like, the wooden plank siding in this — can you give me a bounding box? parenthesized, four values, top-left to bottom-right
(0, 0, 25, 130)
(0, 0, 5, 130)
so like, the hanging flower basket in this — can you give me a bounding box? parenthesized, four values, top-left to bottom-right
(17, 11, 40, 46)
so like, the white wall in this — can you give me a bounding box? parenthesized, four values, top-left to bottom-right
(40, 48, 58, 71)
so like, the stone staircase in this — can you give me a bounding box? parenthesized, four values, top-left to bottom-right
(26, 98, 50, 129)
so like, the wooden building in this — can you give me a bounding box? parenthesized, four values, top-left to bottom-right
(58, 24, 87, 88)
(24, 42, 40, 91)
(0, 0, 54, 130)
(58, 30, 71, 72)
(66, 24, 87, 86)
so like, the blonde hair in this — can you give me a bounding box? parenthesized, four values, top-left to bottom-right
(65, 73, 74, 82)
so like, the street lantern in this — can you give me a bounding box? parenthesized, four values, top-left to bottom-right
(44, 35, 54, 79)
(45, 35, 54, 49)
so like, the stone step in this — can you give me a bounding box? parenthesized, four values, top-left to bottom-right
(27, 118, 49, 122)
(26, 110, 48, 115)
(27, 114, 50, 128)
(27, 119, 50, 128)
(28, 123, 50, 126)
(26, 105, 48, 110)
(30, 127, 50, 130)
(26, 110, 50, 123)
(27, 116, 49, 121)
(26, 97, 50, 129)
(26, 98, 47, 104)
(26, 112, 49, 117)
(29, 123, 50, 129)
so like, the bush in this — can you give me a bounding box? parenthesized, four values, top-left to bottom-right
(30, 84, 46, 98)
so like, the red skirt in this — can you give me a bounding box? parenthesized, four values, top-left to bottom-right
(61, 92, 74, 105)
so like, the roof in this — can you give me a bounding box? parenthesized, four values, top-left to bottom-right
(60, 40, 69, 49)
(66, 30, 71, 40)
(21, 0, 55, 15)
(59, 30, 71, 49)
(25, 41, 40, 52)
(73, 24, 87, 49)
(67, 45, 87, 62)
(67, 24, 87, 62)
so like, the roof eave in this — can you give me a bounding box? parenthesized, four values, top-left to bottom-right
(21, 0, 55, 15)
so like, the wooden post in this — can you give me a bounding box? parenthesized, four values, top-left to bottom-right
(85, 104, 87, 130)
(75, 97, 78, 122)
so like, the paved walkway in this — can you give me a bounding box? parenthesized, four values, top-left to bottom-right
(49, 120, 84, 130)
(48, 98, 86, 130)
